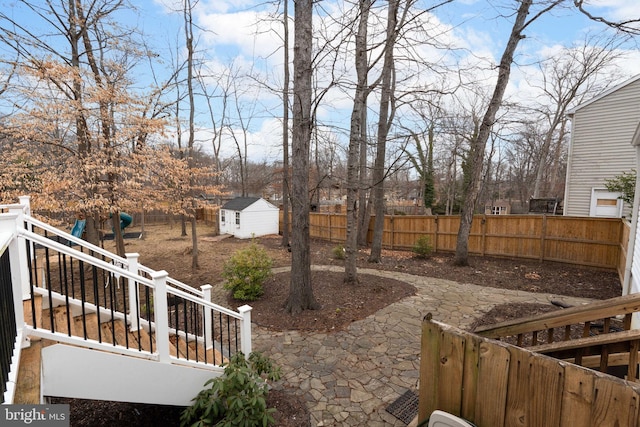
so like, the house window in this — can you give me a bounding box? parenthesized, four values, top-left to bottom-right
(221, 210, 225, 223)
(491, 206, 507, 215)
(235, 212, 240, 226)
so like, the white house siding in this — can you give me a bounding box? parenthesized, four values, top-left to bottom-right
(564, 76, 640, 217)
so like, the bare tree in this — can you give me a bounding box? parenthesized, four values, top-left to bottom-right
(344, 0, 372, 284)
(281, 0, 291, 247)
(285, 0, 320, 314)
(369, 0, 400, 262)
(455, 0, 564, 265)
(182, 0, 200, 268)
(531, 35, 623, 198)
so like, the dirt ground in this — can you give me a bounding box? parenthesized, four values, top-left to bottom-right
(59, 222, 621, 426)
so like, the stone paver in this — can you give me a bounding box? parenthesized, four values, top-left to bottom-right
(249, 265, 595, 426)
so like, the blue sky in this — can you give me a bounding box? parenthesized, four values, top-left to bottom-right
(2, 0, 639, 161)
(138, 0, 640, 160)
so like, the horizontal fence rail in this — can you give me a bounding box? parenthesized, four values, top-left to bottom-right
(277, 212, 628, 272)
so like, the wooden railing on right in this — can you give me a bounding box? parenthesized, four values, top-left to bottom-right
(474, 292, 640, 347)
(419, 316, 640, 427)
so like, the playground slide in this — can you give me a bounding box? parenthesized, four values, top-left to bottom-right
(71, 219, 86, 238)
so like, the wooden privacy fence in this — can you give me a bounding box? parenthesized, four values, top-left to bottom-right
(419, 316, 640, 427)
(294, 213, 628, 272)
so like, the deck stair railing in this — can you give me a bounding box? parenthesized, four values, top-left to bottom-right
(474, 293, 640, 381)
(1, 197, 252, 404)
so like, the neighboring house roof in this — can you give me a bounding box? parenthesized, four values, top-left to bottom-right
(221, 197, 261, 211)
(568, 73, 640, 116)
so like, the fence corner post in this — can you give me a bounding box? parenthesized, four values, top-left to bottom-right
(151, 270, 170, 363)
(126, 253, 140, 332)
(238, 304, 252, 358)
(200, 284, 213, 349)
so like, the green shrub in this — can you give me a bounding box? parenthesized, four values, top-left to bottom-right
(222, 243, 273, 301)
(412, 235, 433, 259)
(332, 244, 345, 259)
(180, 351, 281, 427)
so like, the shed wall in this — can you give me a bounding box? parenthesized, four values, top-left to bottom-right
(219, 199, 279, 239)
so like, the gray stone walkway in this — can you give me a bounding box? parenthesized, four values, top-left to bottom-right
(248, 265, 595, 426)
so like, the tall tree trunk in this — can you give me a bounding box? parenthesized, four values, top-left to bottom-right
(549, 119, 568, 196)
(369, 0, 399, 263)
(281, 0, 291, 247)
(184, 0, 198, 268)
(112, 210, 126, 257)
(344, 0, 371, 284)
(454, 0, 533, 266)
(285, 0, 319, 314)
(356, 107, 369, 247)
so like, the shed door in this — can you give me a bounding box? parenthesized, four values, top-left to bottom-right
(589, 188, 622, 218)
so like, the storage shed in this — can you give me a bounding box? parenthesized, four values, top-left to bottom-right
(219, 197, 279, 239)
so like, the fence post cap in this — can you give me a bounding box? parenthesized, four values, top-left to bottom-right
(150, 270, 168, 279)
(238, 305, 252, 313)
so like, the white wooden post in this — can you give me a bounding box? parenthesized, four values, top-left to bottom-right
(126, 253, 140, 332)
(200, 284, 213, 350)
(18, 196, 35, 266)
(18, 196, 30, 216)
(238, 304, 252, 357)
(151, 270, 170, 363)
(7, 206, 30, 299)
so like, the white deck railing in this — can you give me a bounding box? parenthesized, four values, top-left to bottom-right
(0, 197, 252, 404)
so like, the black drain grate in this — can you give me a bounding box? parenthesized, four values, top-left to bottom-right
(385, 389, 419, 425)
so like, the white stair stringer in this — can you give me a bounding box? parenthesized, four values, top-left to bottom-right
(41, 344, 223, 406)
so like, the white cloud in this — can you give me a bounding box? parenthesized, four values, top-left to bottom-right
(586, 0, 640, 23)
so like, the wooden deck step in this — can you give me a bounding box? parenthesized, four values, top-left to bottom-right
(170, 335, 191, 359)
(53, 306, 77, 336)
(74, 312, 100, 341)
(107, 320, 133, 347)
(23, 296, 42, 329)
(188, 340, 227, 365)
(41, 306, 77, 336)
(128, 326, 155, 352)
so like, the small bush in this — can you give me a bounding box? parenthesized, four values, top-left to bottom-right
(180, 351, 281, 427)
(332, 244, 345, 259)
(222, 243, 273, 301)
(412, 235, 433, 259)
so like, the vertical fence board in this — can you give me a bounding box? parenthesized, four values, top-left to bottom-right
(461, 335, 480, 421)
(475, 341, 510, 427)
(527, 355, 564, 427)
(504, 348, 530, 427)
(419, 317, 441, 422)
(437, 331, 466, 415)
(591, 376, 639, 427)
(560, 364, 595, 427)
